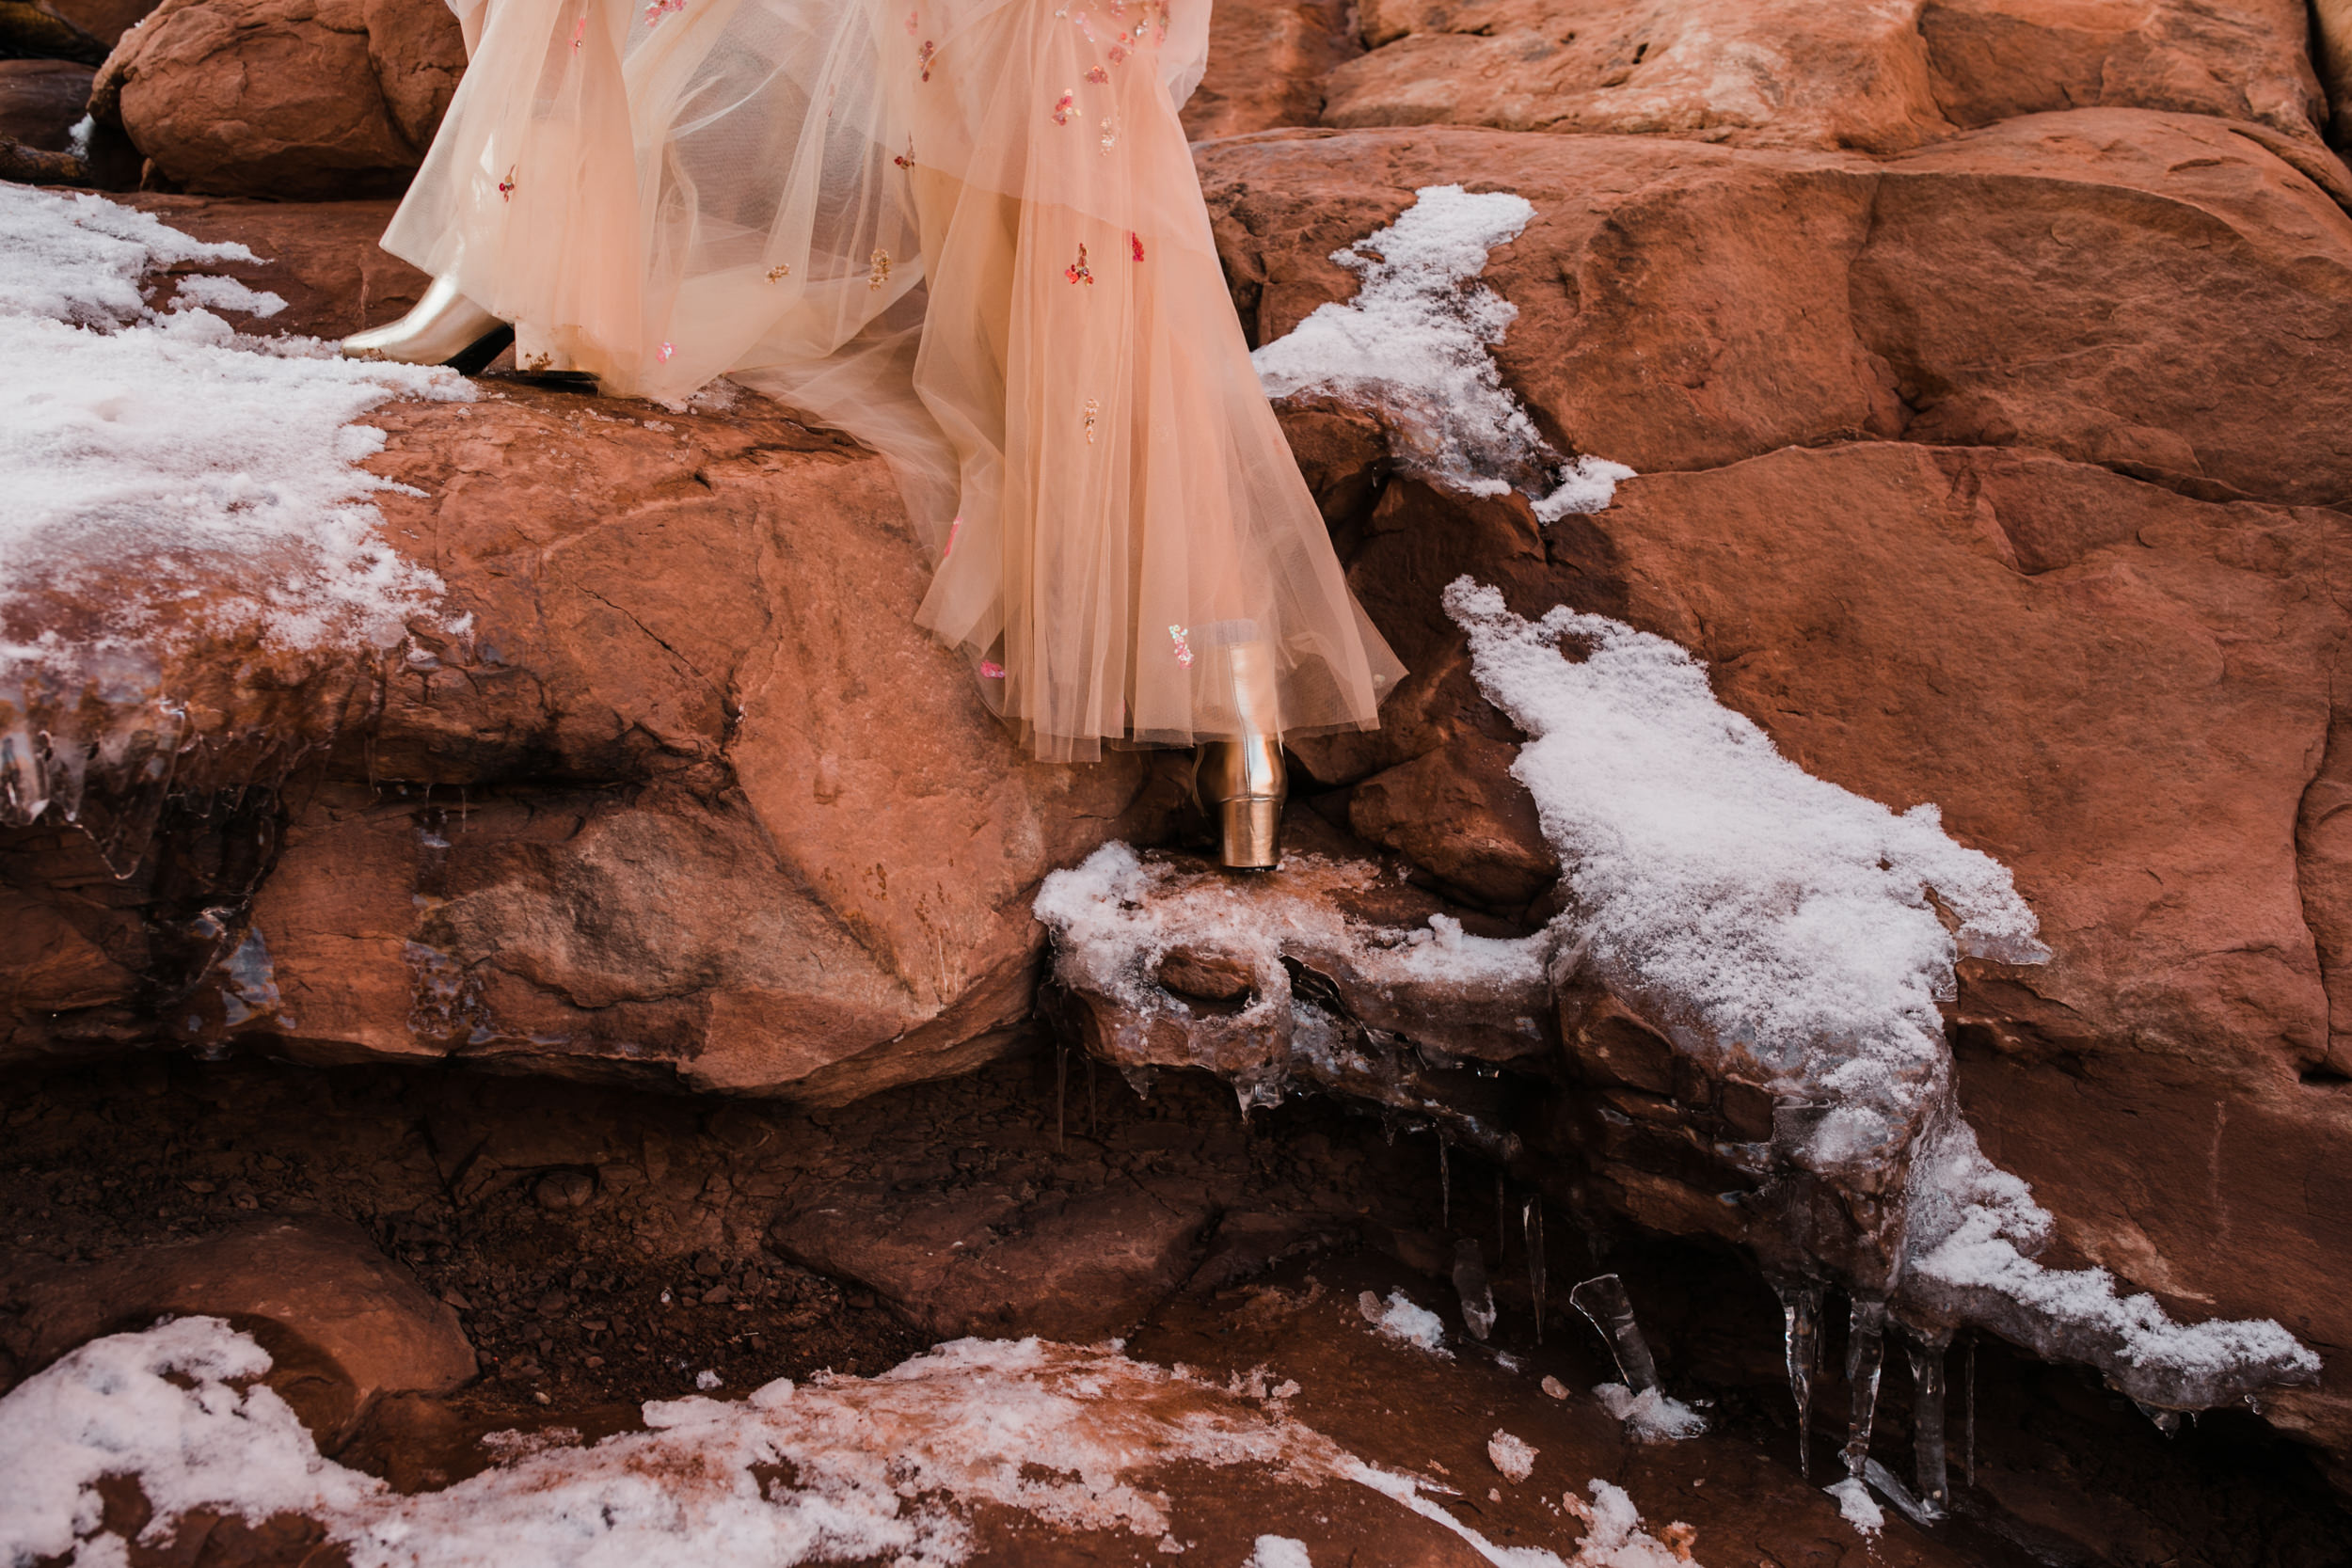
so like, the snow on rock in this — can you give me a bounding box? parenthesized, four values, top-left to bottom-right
(1444, 578, 2317, 1407)
(0, 1319, 1707, 1568)
(1249, 184, 1631, 520)
(1592, 1386, 1707, 1445)
(1358, 1290, 1451, 1354)
(1486, 1429, 1536, 1482)
(1558, 1481, 1692, 1568)
(1822, 1479, 1883, 1538)
(0, 183, 466, 843)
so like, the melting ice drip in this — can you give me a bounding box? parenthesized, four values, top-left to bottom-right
(1250, 184, 1632, 522)
(0, 185, 464, 870)
(1443, 579, 2320, 1514)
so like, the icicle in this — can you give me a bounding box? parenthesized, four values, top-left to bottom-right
(1522, 1196, 1545, 1346)
(1843, 1297, 1888, 1481)
(2133, 1401, 2183, 1436)
(1568, 1274, 1659, 1391)
(1056, 1039, 1068, 1151)
(1453, 1238, 1496, 1341)
(1119, 1063, 1155, 1099)
(1861, 1458, 1941, 1528)
(1774, 1280, 1823, 1481)
(1963, 1337, 1977, 1487)
(1906, 1328, 1952, 1517)
(1438, 1135, 1452, 1227)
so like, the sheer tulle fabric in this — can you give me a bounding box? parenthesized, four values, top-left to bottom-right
(384, 0, 1402, 759)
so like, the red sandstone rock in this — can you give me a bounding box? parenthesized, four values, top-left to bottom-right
(125, 194, 429, 337)
(1181, 0, 1362, 139)
(40, 0, 161, 48)
(0, 58, 93, 150)
(1320, 0, 2328, 153)
(90, 0, 462, 198)
(1206, 112, 2352, 509)
(1, 1216, 475, 1444)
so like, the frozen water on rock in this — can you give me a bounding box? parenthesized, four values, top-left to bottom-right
(1486, 1430, 1536, 1482)
(0, 1320, 1706, 1568)
(0, 184, 466, 843)
(1359, 1290, 1451, 1355)
(1443, 578, 2318, 1408)
(1593, 1386, 1707, 1445)
(1822, 1479, 1883, 1538)
(1250, 184, 1632, 520)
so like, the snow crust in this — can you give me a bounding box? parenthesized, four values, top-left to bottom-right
(1486, 1430, 1536, 1483)
(1822, 1479, 1883, 1537)
(1359, 1289, 1451, 1354)
(0, 185, 466, 825)
(1250, 185, 1631, 520)
(1592, 1386, 1707, 1445)
(1443, 578, 2316, 1404)
(0, 1320, 1706, 1568)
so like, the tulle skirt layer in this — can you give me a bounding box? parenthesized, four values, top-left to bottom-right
(383, 0, 1402, 759)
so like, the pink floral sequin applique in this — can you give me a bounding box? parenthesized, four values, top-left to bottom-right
(1065, 243, 1092, 285)
(894, 137, 915, 170)
(1107, 42, 1127, 64)
(1168, 626, 1193, 668)
(570, 16, 583, 50)
(868, 248, 892, 290)
(498, 166, 516, 200)
(1098, 117, 1117, 154)
(904, 8, 917, 33)
(766, 261, 791, 281)
(1085, 65, 1109, 83)
(1083, 397, 1100, 444)
(1129, 231, 1144, 262)
(643, 0, 684, 25)
(916, 39, 936, 79)
(657, 341, 675, 363)
(978, 659, 1006, 679)
(1053, 89, 1074, 125)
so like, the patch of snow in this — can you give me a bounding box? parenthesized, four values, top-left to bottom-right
(1559, 1481, 1691, 1568)
(0, 1320, 1710, 1568)
(1592, 1386, 1707, 1445)
(694, 1369, 723, 1390)
(1358, 1290, 1450, 1355)
(1245, 1537, 1313, 1568)
(1823, 1478, 1883, 1537)
(1443, 578, 2314, 1404)
(167, 274, 287, 319)
(1250, 184, 1630, 519)
(0, 184, 466, 827)
(1486, 1430, 1536, 1482)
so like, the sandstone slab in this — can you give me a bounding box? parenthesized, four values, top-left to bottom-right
(1207, 111, 2352, 509)
(90, 0, 462, 198)
(0, 1215, 474, 1444)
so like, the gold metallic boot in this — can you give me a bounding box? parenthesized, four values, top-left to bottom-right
(341, 275, 513, 373)
(1197, 624, 1287, 870)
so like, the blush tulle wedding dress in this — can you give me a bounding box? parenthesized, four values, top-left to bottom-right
(352, 0, 1402, 861)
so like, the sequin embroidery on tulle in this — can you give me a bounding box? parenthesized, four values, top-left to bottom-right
(894, 138, 916, 170)
(1108, 42, 1127, 63)
(1065, 243, 1093, 285)
(916, 39, 936, 79)
(978, 659, 1006, 678)
(1085, 65, 1109, 83)
(1053, 90, 1075, 125)
(766, 261, 791, 281)
(1083, 397, 1100, 444)
(868, 248, 892, 290)
(904, 8, 917, 32)
(1099, 117, 1118, 154)
(943, 515, 962, 559)
(642, 0, 684, 24)
(657, 341, 675, 363)
(1169, 626, 1194, 668)
(498, 166, 516, 200)
(1129, 231, 1145, 262)
(570, 15, 583, 50)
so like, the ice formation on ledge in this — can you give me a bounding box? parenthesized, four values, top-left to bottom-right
(0, 185, 467, 857)
(1443, 578, 2316, 1410)
(1593, 1386, 1707, 1445)
(1249, 183, 1632, 521)
(1359, 1289, 1453, 1354)
(0, 1318, 1704, 1568)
